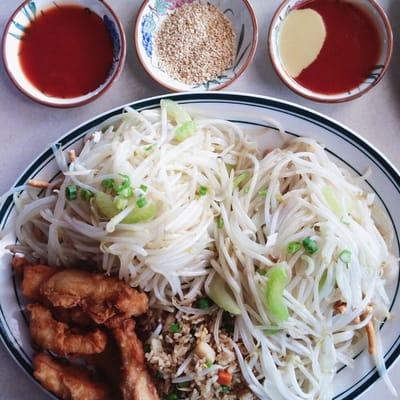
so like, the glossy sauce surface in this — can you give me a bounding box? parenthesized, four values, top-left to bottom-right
(19, 5, 114, 98)
(294, 0, 381, 94)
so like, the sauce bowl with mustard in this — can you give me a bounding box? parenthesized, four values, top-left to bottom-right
(268, 0, 393, 103)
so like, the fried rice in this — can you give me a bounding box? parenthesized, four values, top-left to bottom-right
(138, 308, 255, 400)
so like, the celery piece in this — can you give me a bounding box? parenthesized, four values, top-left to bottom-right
(208, 274, 241, 315)
(95, 192, 119, 219)
(175, 120, 197, 142)
(322, 185, 342, 216)
(114, 196, 128, 211)
(233, 172, 250, 188)
(122, 202, 157, 224)
(161, 99, 191, 125)
(264, 327, 281, 336)
(265, 265, 289, 322)
(319, 270, 328, 291)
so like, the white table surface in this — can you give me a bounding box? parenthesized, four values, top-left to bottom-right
(0, 0, 399, 398)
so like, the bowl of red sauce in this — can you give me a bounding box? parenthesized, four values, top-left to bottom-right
(2, 0, 126, 108)
(268, 0, 393, 103)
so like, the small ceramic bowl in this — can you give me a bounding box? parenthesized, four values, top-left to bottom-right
(134, 0, 258, 92)
(268, 0, 393, 103)
(2, 0, 126, 108)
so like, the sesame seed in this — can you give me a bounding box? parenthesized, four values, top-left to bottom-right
(155, 3, 236, 85)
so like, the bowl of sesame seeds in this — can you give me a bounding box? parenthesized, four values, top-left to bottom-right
(134, 0, 258, 91)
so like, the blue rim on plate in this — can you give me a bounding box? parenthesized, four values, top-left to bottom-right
(0, 92, 399, 399)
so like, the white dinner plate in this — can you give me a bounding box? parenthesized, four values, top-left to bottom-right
(0, 92, 399, 399)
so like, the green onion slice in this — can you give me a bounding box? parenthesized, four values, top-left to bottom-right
(79, 188, 94, 201)
(287, 241, 301, 255)
(233, 172, 249, 188)
(116, 174, 133, 198)
(101, 178, 115, 189)
(258, 189, 268, 197)
(303, 237, 319, 254)
(65, 184, 78, 201)
(198, 186, 208, 196)
(196, 297, 211, 309)
(216, 217, 224, 229)
(136, 196, 148, 208)
(170, 323, 181, 334)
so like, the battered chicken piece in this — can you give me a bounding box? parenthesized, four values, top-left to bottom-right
(112, 319, 159, 400)
(28, 304, 107, 356)
(53, 306, 96, 328)
(85, 339, 122, 398)
(40, 270, 149, 327)
(20, 264, 56, 301)
(33, 353, 111, 400)
(11, 256, 30, 274)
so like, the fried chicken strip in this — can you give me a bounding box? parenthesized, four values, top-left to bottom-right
(11, 256, 30, 274)
(85, 339, 123, 398)
(53, 306, 96, 328)
(28, 304, 107, 356)
(20, 264, 56, 301)
(40, 270, 149, 327)
(33, 353, 110, 400)
(112, 320, 159, 400)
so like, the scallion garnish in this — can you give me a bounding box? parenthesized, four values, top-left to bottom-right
(220, 385, 231, 393)
(101, 178, 115, 189)
(302, 237, 318, 254)
(258, 269, 268, 276)
(205, 360, 213, 368)
(140, 184, 148, 192)
(216, 217, 224, 229)
(116, 174, 133, 198)
(118, 186, 133, 198)
(339, 249, 351, 264)
(196, 297, 211, 309)
(259, 189, 268, 197)
(287, 241, 301, 255)
(79, 188, 94, 201)
(170, 323, 181, 334)
(136, 196, 148, 208)
(198, 186, 208, 196)
(233, 172, 249, 188)
(65, 184, 78, 200)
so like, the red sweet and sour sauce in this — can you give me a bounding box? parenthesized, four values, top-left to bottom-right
(19, 5, 114, 98)
(295, 0, 381, 95)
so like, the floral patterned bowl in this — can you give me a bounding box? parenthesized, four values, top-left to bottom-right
(2, 0, 126, 108)
(134, 0, 258, 92)
(268, 0, 393, 103)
